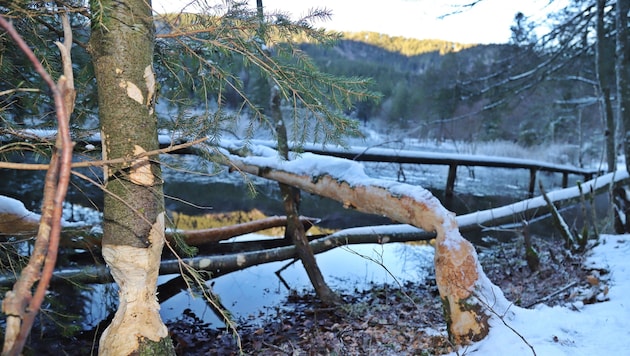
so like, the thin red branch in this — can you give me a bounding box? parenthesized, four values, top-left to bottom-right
(0, 14, 73, 356)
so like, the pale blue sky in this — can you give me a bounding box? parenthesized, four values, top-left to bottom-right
(152, 0, 567, 44)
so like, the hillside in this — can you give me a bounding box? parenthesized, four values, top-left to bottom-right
(296, 31, 601, 157)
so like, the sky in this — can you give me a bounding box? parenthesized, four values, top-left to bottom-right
(151, 0, 567, 44)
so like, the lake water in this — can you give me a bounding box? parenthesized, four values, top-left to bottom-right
(0, 150, 599, 331)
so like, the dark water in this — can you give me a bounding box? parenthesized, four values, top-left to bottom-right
(0, 152, 577, 228)
(0, 151, 608, 335)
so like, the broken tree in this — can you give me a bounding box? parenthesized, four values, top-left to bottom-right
(218, 141, 511, 345)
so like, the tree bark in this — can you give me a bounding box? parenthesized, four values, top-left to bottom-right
(170, 215, 319, 245)
(618, 0, 630, 174)
(0, 14, 74, 355)
(89, 0, 174, 354)
(597, 0, 616, 172)
(269, 86, 341, 305)
(616, 0, 630, 233)
(258, 0, 340, 306)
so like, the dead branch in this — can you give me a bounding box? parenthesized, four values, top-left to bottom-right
(0, 137, 209, 170)
(170, 215, 320, 245)
(0, 225, 434, 287)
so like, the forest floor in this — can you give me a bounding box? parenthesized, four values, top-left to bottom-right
(20, 232, 602, 355)
(165, 233, 600, 356)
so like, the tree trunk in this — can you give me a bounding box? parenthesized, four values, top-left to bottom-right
(617, 0, 630, 174)
(256, 0, 339, 305)
(616, 0, 630, 233)
(89, 0, 174, 354)
(597, 0, 616, 173)
(270, 85, 341, 305)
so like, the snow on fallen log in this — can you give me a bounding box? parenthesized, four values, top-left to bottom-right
(458, 170, 629, 229)
(216, 140, 511, 345)
(0, 195, 90, 237)
(0, 195, 42, 234)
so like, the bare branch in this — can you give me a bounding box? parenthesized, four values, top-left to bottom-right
(0, 12, 74, 355)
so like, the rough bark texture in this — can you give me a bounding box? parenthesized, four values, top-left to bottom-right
(615, 0, 630, 233)
(618, 0, 630, 176)
(0, 14, 75, 355)
(171, 215, 319, 245)
(89, 0, 174, 353)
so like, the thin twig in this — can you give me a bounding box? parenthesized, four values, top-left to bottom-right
(0, 12, 74, 355)
(0, 136, 209, 170)
(524, 281, 578, 308)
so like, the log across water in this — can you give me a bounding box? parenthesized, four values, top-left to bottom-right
(249, 140, 603, 198)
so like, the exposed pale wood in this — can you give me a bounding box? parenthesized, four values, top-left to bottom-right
(99, 213, 169, 356)
(0, 213, 39, 235)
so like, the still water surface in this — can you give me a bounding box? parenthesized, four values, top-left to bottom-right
(0, 152, 591, 330)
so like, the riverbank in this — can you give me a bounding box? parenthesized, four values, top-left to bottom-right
(165, 232, 602, 355)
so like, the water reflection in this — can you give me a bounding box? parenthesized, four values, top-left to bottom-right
(159, 237, 434, 327)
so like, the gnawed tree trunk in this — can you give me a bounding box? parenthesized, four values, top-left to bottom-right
(1, 169, 625, 301)
(89, 0, 174, 354)
(219, 143, 510, 345)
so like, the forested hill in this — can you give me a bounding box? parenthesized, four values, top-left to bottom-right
(299, 31, 493, 75)
(340, 31, 476, 56)
(296, 31, 599, 153)
(154, 15, 599, 150)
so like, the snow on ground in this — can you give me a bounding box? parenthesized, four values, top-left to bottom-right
(449, 234, 630, 356)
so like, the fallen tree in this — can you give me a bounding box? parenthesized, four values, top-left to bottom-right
(214, 141, 509, 345)
(2, 167, 622, 289)
(2, 140, 623, 345)
(211, 141, 627, 345)
(0, 203, 317, 246)
(0, 196, 41, 235)
(169, 215, 319, 245)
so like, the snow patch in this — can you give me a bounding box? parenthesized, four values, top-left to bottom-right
(0, 195, 40, 221)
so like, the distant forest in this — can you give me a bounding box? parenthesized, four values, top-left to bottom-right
(0, 15, 603, 156)
(299, 32, 600, 149)
(202, 30, 602, 154)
